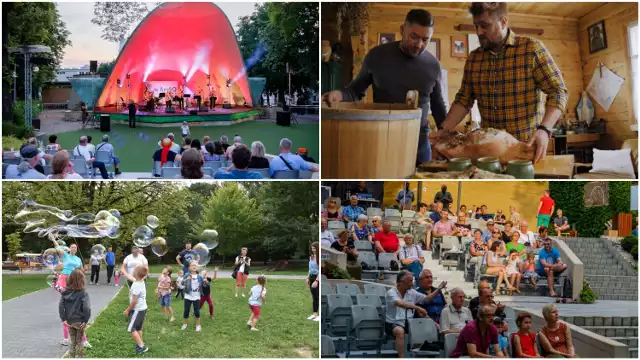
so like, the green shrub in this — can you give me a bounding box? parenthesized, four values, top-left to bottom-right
(632, 244, 638, 261)
(2, 136, 24, 151)
(621, 236, 638, 253)
(12, 100, 43, 125)
(321, 260, 352, 279)
(579, 280, 598, 304)
(2, 122, 34, 139)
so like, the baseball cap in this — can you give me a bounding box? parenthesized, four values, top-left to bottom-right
(487, 219, 495, 225)
(20, 146, 39, 159)
(298, 147, 307, 153)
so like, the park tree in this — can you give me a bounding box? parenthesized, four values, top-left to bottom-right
(97, 59, 117, 75)
(91, 2, 156, 43)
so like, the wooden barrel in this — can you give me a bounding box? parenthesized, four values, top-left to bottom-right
(322, 102, 422, 178)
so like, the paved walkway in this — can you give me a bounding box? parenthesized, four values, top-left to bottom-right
(3, 269, 307, 280)
(2, 270, 120, 358)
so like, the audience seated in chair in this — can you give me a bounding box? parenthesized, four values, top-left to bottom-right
(46, 134, 62, 152)
(432, 210, 458, 237)
(248, 141, 269, 169)
(46, 151, 83, 180)
(439, 287, 473, 334)
(430, 202, 443, 223)
(536, 229, 567, 298)
(224, 135, 244, 160)
(512, 312, 542, 358)
(416, 269, 447, 325)
(374, 220, 400, 256)
(176, 148, 210, 179)
(481, 242, 515, 294)
(269, 137, 318, 177)
(475, 205, 494, 221)
(203, 141, 224, 161)
(342, 195, 365, 229)
(323, 197, 341, 220)
(73, 136, 108, 179)
(468, 282, 507, 320)
(450, 304, 505, 357)
(517, 220, 537, 246)
(398, 234, 424, 282)
(553, 209, 570, 235)
(350, 214, 372, 242)
(320, 218, 335, 248)
(489, 318, 510, 356)
(214, 145, 263, 179)
(96, 135, 122, 175)
(414, 202, 434, 250)
(469, 229, 487, 273)
(455, 211, 472, 237)
(4, 146, 46, 179)
(153, 138, 182, 176)
(487, 227, 507, 257)
(538, 304, 578, 357)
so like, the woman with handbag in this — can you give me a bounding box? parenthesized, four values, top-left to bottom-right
(233, 248, 251, 298)
(306, 242, 320, 321)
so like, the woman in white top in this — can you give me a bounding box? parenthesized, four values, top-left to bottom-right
(46, 151, 83, 180)
(121, 246, 149, 287)
(481, 242, 515, 293)
(234, 247, 251, 297)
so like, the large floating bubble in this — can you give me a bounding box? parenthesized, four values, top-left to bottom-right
(146, 215, 159, 229)
(57, 239, 67, 247)
(90, 244, 106, 257)
(43, 248, 61, 270)
(46, 274, 56, 287)
(109, 209, 121, 217)
(151, 237, 168, 256)
(132, 225, 154, 247)
(200, 230, 219, 250)
(193, 243, 211, 266)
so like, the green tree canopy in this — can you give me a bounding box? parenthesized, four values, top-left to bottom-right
(91, 2, 156, 43)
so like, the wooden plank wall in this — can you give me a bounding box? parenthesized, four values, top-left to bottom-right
(362, 3, 585, 126)
(578, 2, 638, 149)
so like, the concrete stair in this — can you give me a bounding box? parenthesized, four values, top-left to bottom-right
(562, 316, 639, 358)
(563, 238, 637, 301)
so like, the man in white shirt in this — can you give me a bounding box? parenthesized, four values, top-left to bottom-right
(320, 218, 335, 248)
(73, 136, 109, 179)
(121, 246, 149, 287)
(96, 135, 122, 176)
(440, 287, 473, 334)
(518, 220, 536, 245)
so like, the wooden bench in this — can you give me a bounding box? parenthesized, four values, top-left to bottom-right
(2, 262, 22, 274)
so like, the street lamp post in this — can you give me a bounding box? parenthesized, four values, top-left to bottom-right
(8, 45, 51, 127)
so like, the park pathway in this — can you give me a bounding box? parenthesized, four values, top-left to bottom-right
(2, 270, 120, 358)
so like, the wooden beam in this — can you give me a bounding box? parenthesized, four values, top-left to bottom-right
(456, 23, 544, 35)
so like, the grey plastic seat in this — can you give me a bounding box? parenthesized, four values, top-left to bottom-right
(326, 294, 353, 337)
(45, 149, 58, 156)
(330, 229, 343, 238)
(356, 294, 383, 321)
(321, 335, 338, 358)
(388, 220, 402, 233)
(363, 283, 387, 305)
(95, 150, 114, 178)
(321, 282, 333, 322)
(248, 168, 270, 178)
(42, 164, 52, 176)
(328, 221, 345, 230)
(350, 305, 388, 356)
(367, 207, 382, 217)
(153, 161, 174, 176)
(336, 283, 361, 303)
(402, 210, 416, 219)
(71, 158, 89, 178)
(384, 208, 402, 220)
(408, 317, 440, 357)
(299, 170, 313, 179)
(272, 170, 298, 179)
(204, 161, 222, 171)
(444, 333, 458, 357)
(202, 167, 215, 178)
(161, 166, 181, 178)
(354, 240, 373, 252)
(358, 252, 379, 280)
(320, 274, 328, 283)
(378, 252, 400, 271)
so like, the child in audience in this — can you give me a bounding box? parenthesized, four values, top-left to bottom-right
(123, 265, 148, 354)
(114, 268, 120, 287)
(522, 252, 539, 288)
(58, 269, 91, 358)
(512, 312, 541, 357)
(181, 121, 190, 139)
(247, 275, 267, 331)
(506, 249, 522, 294)
(489, 317, 510, 356)
(182, 262, 203, 332)
(200, 268, 218, 319)
(175, 270, 184, 299)
(157, 265, 175, 322)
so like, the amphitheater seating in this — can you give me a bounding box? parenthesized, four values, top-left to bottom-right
(407, 317, 440, 357)
(444, 333, 458, 358)
(336, 283, 361, 304)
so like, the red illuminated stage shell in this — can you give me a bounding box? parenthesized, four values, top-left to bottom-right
(97, 2, 252, 108)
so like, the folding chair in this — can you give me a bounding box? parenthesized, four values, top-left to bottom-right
(321, 335, 338, 358)
(359, 252, 379, 281)
(273, 170, 299, 179)
(72, 158, 90, 178)
(356, 294, 384, 321)
(444, 333, 458, 358)
(328, 221, 345, 230)
(407, 317, 441, 357)
(248, 168, 270, 178)
(326, 294, 354, 351)
(350, 305, 392, 357)
(354, 240, 373, 253)
(95, 150, 115, 178)
(336, 283, 361, 304)
(161, 167, 181, 178)
(363, 283, 387, 305)
(204, 161, 222, 171)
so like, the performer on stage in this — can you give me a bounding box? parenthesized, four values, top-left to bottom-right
(128, 100, 137, 128)
(209, 87, 217, 111)
(177, 86, 184, 110)
(196, 87, 204, 109)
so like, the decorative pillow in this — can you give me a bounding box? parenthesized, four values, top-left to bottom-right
(589, 148, 636, 178)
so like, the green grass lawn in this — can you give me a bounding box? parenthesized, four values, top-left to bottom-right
(145, 264, 308, 276)
(53, 122, 318, 172)
(2, 273, 50, 300)
(85, 279, 318, 358)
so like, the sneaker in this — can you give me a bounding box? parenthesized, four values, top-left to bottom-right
(181, 324, 188, 330)
(96, 283, 99, 286)
(83, 341, 92, 348)
(241, 293, 245, 298)
(135, 345, 149, 354)
(235, 294, 238, 298)
(250, 327, 259, 331)
(307, 315, 315, 320)
(115, 284, 119, 287)
(115, 169, 122, 176)
(89, 282, 94, 285)
(170, 317, 175, 322)
(313, 317, 320, 322)
(195, 325, 202, 332)
(209, 315, 214, 320)
(61, 339, 69, 346)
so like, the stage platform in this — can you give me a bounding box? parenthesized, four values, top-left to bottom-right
(97, 106, 262, 126)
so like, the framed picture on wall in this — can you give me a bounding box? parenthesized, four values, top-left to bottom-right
(426, 38, 441, 60)
(451, 35, 467, 58)
(378, 33, 395, 45)
(588, 20, 607, 54)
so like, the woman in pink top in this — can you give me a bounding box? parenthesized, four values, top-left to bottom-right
(157, 266, 175, 322)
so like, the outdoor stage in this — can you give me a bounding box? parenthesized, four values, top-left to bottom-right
(97, 105, 262, 126)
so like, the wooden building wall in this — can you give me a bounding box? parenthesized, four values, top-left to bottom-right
(578, 2, 638, 149)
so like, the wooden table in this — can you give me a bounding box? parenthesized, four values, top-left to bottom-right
(534, 154, 575, 179)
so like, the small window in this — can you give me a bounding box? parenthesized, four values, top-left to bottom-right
(628, 22, 638, 128)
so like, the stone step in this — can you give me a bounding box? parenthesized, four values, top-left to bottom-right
(572, 252, 616, 259)
(610, 337, 639, 348)
(630, 348, 638, 359)
(597, 294, 638, 301)
(565, 243, 608, 250)
(562, 316, 639, 327)
(588, 281, 638, 290)
(583, 263, 624, 270)
(591, 287, 638, 296)
(581, 326, 638, 338)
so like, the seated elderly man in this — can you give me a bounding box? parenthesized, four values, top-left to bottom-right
(374, 220, 400, 255)
(96, 135, 122, 176)
(432, 210, 458, 237)
(398, 234, 424, 282)
(224, 135, 244, 160)
(537, 236, 567, 297)
(450, 305, 506, 358)
(518, 220, 536, 245)
(342, 195, 365, 230)
(5, 146, 46, 179)
(73, 136, 109, 179)
(430, 201, 444, 223)
(157, 133, 182, 153)
(482, 219, 496, 242)
(214, 145, 263, 179)
(468, 281, 506, 320)
(416, 269, 447, 324)
(440, 287, 473, 334)
(320, 218, 335, 248)
(385, 271, 431, 358)
(553, 209, 570, 235)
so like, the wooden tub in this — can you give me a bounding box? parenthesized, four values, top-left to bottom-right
(322, 103, 422, 179)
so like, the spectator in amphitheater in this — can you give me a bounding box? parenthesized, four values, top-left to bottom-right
(269, 138, 319, 177)
(248, 141, 269, 169)
(501, 221, 516, 242)
(495, 209, 507, 224)
(73, 136, 108, 179)
(214, 145, 263, 179)
(469, 229, 487, 272)
(432, 210, 458, 237)
(203, 136, 211, 144)
(450, 304, 505, 357)
(96, 135, 122, 176)
(47, 151, 83, 180)
(414, 202, 434, 250)
(323, 197, 341, 220)
(156, 133, 182, 153)
(320, 218, 335, 248)
(512, 312, 542, 358)
(225, 135, 244, 160)
(505, 249, 522, 294)
(439, 287, 473, 334)
(518, 220, 537, 246)
(385, 271, 431, 358)
(537, 236, 567, 298)
(430, 201, 443, 223)
(342, 195, 365, 228)
(178, 148, 210, 179)
(86, 136, 96, 154)
(350, 214, 372, 242)
(5, 146, 46, 179)
(330, 229, 358, 262)
(370, 216, 383, 237)
(46, 134, 62, 152)
(490, 317, 510, 357)
(395, 183, 415, 210)
(468, 281, 506, 320)
(481, 242, 514, 293)
(482, 220, 495, 242)
(538, 304, 577, 357)
(374, 220, 400, 255)
(203, 141, 223, 161)
(537, 190, 555, 231)
(220, 135, 230, 151)
(433, 184, 453, 211)
(553, 209, 570, 235)
(190, 138, 203, 153)
(398, 234, 424, 282)
(487, 227, 506, 257)
(416, 269, 447, 324)
(510, 206, 521, 228)
(297, 148, 316, 163)
(153, 138, 181, 171)
(505, 232, 526, 258)
(25, 137, 51, 166)
(455, 211, 472, 237)
(476, 205, 494, 221)
(180, 137, 192, 154)
(460, 204, 467, 214)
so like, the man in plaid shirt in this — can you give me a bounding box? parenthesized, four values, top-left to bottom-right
(432, 2, 568, 163)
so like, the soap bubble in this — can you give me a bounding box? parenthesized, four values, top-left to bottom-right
(132, 225, 154, 247)
(109, 209, 121, 217)
(151, 237, 168, 256)
(193, 243, 211, 266)
(90, 244, 106, 257)
(57, 240, 67, 247)
(56, 245, 70, 253)
(43, 248, 61, 270)
(146, 215, 159, 229)
(200, 229, 218, 250)
(46, 274, 56, 287)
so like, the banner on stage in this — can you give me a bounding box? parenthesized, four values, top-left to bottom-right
(146, 81, 178, 97)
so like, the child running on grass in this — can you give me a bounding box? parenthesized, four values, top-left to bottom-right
(59, 269, 91, 358)
(182, 261, 203, 332)
(181, 121, 190, 139)
(247, 275, 267, 331)
(175, 270, 184, 299)
(157, 265, 175, 322)
(123, 265, 149, 355)
(200, 268, 218, 319)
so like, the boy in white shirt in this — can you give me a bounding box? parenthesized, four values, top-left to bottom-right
(123, 265, 148, 355)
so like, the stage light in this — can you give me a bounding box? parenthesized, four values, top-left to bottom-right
(207, 74, 211, 80)
(126, 74, 131, 79)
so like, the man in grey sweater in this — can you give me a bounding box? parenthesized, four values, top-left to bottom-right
(323, 9, 447, 164)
